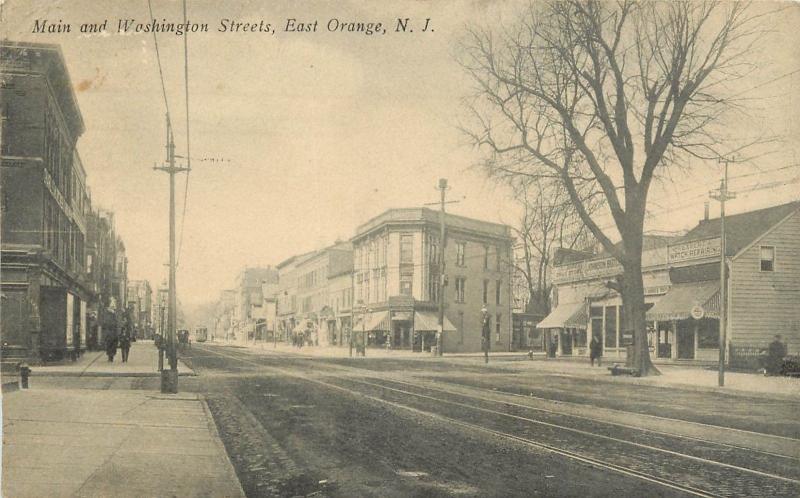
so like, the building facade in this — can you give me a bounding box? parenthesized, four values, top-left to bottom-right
(230, 267, 278, 343)
(126, 280, 153, 339)
(539, 201, 800, 364)
(351, 208, 513, 353)
(1, 42, 92, 362)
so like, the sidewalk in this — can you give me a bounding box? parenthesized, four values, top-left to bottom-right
(28, 341, 195, 378)
(2, 387, 245, 498)
(221, 340, 799, 400)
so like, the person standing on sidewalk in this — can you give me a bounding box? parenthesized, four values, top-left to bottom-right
(105, 332, 118, 362)
(119, 331, 131, 363)
(590, 336, 602, 366)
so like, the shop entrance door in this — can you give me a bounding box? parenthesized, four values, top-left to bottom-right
(559, 330, 573, 355)
(676, 321, 695, 359)
(591, 318, 603, 355)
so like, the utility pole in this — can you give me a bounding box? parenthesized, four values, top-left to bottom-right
(711, 157, 735, 387)
(154, 116, 189, 394)
(436, 178, 447, 357)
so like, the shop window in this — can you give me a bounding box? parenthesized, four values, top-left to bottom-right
(697, 319, 720, 348)
(604, 306, 617, 349)
(760, 246, 775, 272)
(495, 314, 501, 343)
(573, 329, 587, 348)
(456, 242, 466, 266)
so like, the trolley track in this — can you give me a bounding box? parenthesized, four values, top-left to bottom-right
(194, 345, 800, 497)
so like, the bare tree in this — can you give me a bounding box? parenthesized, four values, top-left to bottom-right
(461, 0, 765, 375)
(512, 180, 593, 316)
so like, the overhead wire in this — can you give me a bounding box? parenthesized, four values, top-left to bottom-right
(177, 0, 191, 268)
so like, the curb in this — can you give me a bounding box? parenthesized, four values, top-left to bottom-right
(200, 395, 247, 498)
(30, 370, 198, 378)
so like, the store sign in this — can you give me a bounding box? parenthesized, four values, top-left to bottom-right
(668, 237, 721, 264)
(553, 257, 623, 283)
(690, 304, 705, 320)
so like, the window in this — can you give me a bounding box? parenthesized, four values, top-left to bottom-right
(496, 246, 502, 270)
(697, 319, 720, 348)
(455, 277, 466, 303)
(495, 280, 501, 305)
(458, 311, 464, 344)
(495, 314, 501, 343)
(400, 234, 414, 263)
(400, 275, 412, 296)
(483, 246, 489, 270)
(456, 242, 466, 266)
(482, 280, 489, 304)
(760, 246, 775, 272)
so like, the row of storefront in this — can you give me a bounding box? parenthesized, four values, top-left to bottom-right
(536, 201, 800, 363)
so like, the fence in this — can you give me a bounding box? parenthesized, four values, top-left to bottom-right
(729, 344, 763, 371)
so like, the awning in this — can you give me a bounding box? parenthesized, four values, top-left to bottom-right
(365, 311, 390, 331)
(536, 302, 587, 329)
(646, 280, 720, 321)
(413, 311, 457, 332)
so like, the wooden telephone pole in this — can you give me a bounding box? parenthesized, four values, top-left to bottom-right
(154, 117, 189, 393)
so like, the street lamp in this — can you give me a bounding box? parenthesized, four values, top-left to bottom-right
(481, 305, 490, 364)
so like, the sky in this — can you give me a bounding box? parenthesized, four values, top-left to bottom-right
(4, 0, 799, 306)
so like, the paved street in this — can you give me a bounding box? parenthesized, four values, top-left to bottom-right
(175, 343, 799, 497)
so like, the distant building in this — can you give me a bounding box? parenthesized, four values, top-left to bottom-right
(1, 42, 92, 362)
(351, 208, 513, 353)
(230, 267, 278, 343)
(291, 241, 353, 346)
(126, 280, 153, 339)
(540, 201, 800, 365)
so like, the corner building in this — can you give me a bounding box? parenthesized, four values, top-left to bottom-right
(351, 208, 513, 353)
(1, 42, 92, 363)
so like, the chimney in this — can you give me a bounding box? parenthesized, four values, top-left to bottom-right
(704, 201, 710, 221)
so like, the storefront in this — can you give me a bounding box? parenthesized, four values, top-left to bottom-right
(646, 280, 720, 361)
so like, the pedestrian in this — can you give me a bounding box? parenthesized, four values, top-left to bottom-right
(119, 331, 131, 363)
(764, 334, 788, 376)
(590, 336, 602, 366)
(105, 333, 118, 362)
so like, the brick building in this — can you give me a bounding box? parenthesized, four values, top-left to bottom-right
(1, 42, 92, 362)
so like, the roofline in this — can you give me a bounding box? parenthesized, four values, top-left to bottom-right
(1, 41, 86, 138)
(731, 205, 800, 262)
(354, 207, 511, 242)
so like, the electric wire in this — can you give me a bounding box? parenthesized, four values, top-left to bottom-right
(177, 0, 191, 268)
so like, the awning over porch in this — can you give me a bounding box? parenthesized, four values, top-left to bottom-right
(536, 301, 587, 329)
(646, 280, 720, 322)
(413, 311, 456, 332)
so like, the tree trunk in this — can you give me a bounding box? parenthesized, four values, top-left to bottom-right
(622, 249, 660, 377)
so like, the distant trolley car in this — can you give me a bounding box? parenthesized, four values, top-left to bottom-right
(194, 327, 208, 343)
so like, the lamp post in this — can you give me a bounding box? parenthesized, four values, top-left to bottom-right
(481, 305, 490, 364)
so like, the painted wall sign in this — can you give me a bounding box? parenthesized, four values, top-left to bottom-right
(668, 237, 721, 264)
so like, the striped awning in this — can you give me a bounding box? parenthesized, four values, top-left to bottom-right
(365, 311, 390, 331)
(537, 302, 587, 329)
(413, 311, 457, 332)
(646, 281, 720, 321)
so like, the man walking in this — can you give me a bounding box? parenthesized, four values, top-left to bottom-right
(119, 331, 132, 363)
(590, 336, 602, 366)
(105, 332, 118, 362)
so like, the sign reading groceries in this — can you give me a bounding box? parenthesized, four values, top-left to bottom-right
(668, 237, 721, 264)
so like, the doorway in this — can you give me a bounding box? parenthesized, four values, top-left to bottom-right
(591, 318, 603, 355)
(676, 320, 695, 359)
